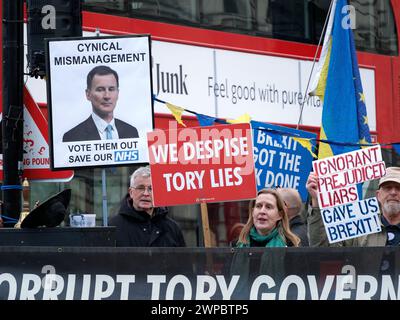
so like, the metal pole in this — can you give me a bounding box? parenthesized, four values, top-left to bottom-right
(2, 0, 24, 227)
(95, 28, 108, 227)
(101, 169, 108, 226)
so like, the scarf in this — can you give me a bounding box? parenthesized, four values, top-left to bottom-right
(237, 226, 286, 248)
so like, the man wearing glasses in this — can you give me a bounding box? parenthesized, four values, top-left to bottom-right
(109, 166, 186, 247)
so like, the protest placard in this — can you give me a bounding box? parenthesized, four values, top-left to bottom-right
(321, 197, 381, 243)
(46, 35, 153, 169)
(251, 120, 316, 201)
(147, 123, 257, 206)
(313, 145, 386, 243)
(313, 145, 385, 208)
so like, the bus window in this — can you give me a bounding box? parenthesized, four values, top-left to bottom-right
(261, 0, 307, 42)
(83, 0, 127, 14)
(200, 0, 253, 32)
(351, 0, 398, 55)
(130, 0, 199, 22)
(83, 0, 399, 56)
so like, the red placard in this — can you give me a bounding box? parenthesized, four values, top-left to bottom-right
(148, 123, 257, 206)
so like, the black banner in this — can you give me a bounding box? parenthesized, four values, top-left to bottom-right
(0, 247, 398, 300)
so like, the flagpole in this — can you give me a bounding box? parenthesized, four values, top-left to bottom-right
(296, 0, 335, 129)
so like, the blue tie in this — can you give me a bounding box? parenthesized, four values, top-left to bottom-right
(105, 125, 113, 140)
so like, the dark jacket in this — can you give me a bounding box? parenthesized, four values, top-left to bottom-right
(62, 116, 139, 142)
(290, 215, 309, 246)
(109, 194, 186, 247)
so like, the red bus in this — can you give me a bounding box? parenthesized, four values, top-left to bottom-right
(23, 0, 400, 246)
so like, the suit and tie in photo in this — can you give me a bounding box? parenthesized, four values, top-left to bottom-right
(63, 116, 138, 142)
(62, 65, 139, 143)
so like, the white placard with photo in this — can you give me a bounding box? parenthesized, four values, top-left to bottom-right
(46, 35, 153, 169)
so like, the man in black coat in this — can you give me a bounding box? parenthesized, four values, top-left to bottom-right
(63, 65, 138, 142)
(278, 188, 309, 246)
(109, 166, 186, 247)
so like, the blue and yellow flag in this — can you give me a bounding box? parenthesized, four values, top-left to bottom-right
(166, 102, 187, 127)
(310, 0, 372, 159)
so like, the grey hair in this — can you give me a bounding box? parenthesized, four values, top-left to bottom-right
(130, 166, 151, 187)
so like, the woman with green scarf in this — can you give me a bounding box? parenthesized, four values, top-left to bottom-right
(236, 188, 300, 247)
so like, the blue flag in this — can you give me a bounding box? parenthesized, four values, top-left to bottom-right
(195, 113, 228, 127)
(311, 0, 372, 159)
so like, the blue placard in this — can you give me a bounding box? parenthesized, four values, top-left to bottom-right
(251, 120, 316, 202)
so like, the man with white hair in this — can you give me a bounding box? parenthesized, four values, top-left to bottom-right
(109, 166, 186, 247)
(306, 166, 400, 246)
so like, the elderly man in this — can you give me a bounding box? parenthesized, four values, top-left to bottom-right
(109, 166, 186, 247)
(306, 166, 400, 246)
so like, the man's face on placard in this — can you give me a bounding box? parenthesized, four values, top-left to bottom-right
(86, 73, 119, 121)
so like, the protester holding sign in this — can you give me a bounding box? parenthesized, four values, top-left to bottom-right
(236, 189, 300, 247)
(109, 166, 186, 247)
(306, 167, 400, 246)
(62, 65, 139, 142)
